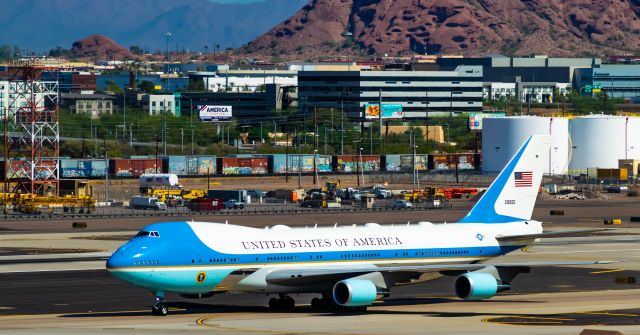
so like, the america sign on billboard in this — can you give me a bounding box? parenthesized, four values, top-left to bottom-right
(364, 104, 404, 119)
(199, 105, 233, 122)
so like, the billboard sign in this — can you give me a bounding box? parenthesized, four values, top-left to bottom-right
(364, 104, 404, 119)
(468, 112, 505, 131)
(199, 105, 232, 122)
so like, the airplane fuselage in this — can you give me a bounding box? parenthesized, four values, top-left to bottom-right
(106, 220, 541, 295)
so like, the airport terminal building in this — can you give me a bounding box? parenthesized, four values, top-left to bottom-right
(297, 66, 483, 120)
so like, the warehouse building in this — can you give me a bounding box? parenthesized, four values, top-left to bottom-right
(592, 64, 640, 99)
(297, 65, 483, 119)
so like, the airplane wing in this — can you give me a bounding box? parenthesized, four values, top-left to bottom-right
(264, 260, 616, 286)
(495, 228, 617, 241)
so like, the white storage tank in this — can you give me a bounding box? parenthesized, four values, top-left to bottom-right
(568, 115, 640, 171)
(139, 174, 180, 188)
(482, 116, 569, 174)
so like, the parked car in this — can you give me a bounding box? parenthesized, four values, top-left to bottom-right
(392, 200, 413, 209)
(224, 199, 245, 209)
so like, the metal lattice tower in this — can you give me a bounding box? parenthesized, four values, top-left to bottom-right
(4, 65, 59, 195)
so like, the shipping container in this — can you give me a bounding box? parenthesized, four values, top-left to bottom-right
(218, 157, 268, 175)
(206, 190, 247, 202)
(110, 158, 162, 177)
(384, 154, 428, 172)
(272, 154, 332, 173)
(597, 168, 628, 180)
(60, 159, 107, 178)
(333, 155, 381, 172)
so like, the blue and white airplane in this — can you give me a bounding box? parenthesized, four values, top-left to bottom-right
(107, 135, 612, 316)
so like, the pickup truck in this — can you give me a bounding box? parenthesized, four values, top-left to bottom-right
(224, 199, 245, 209)
(130, 196, 167, 210)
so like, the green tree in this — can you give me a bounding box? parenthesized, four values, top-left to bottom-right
(186, 79, 205, 92)
(105, 80, 123, 94)
(138, 80, 156, 93)
(48, 46, 70, 58)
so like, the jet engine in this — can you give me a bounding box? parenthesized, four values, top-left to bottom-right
(332, 279, 377, 306)
(454, 272, 510, 300)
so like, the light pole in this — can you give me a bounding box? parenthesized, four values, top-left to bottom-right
(165, 32, 172, 62)
(359, 147, 364, 186)
(346, 31, 353, 70)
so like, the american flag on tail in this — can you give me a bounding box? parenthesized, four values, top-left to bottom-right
(514, 171, 533, 187)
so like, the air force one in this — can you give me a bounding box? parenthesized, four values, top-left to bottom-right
(106, 135, 613, 316)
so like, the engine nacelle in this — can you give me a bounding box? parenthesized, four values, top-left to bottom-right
(454, 272, 510, 300)
(332, 279, 377, 307)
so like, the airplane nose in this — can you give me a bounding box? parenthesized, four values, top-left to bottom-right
(106, 245, 128, 269)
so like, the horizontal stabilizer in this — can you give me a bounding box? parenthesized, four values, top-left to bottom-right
(496, 228, 618, 241)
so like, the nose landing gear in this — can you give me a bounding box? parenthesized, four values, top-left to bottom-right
(151, 291, 168, 316)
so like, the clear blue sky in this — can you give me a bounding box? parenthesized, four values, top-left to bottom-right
(209, 0, 265, 3)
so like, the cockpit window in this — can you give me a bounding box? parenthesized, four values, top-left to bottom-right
(135, 231, 160, 238)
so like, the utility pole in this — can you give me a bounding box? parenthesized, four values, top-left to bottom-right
(285, 132, 289, 182)
(180, 128, 184, 154)
(296, 128, 301, 188)
(313, 107, 317, 186)
(340, 100, 344, 155)
(155, 134, 159, 174)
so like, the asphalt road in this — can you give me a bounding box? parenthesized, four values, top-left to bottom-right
(2, 196, 640, 233)
(0, 266, 637, 316)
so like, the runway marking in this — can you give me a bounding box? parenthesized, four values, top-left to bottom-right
(590, 268, 625, 274)
(196, 314, 379, 335)
(577, 219, 604, 222)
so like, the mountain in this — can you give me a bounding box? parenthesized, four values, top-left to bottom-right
(245, 0, 640, 57)
(0, 0, 307, 53)
(71, 35, 132, 59)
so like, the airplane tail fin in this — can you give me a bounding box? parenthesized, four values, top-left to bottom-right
(458, 135, 551, 224)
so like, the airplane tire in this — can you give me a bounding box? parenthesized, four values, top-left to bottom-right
(152, 304, 168, 316)
(311, 297, 322, 310)
(268, 297, 280, 309)
(283, 296, 295, 309)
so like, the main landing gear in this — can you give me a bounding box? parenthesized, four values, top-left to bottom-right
(151, 292, 168, 316)
(268, 294, 295, 310)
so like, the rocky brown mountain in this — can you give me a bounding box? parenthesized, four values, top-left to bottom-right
(71, 35, 132, 60)
(246, 0, 640, 57)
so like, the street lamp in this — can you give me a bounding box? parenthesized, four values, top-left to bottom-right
(165, 32, 172, 61)
(346, 31, 353, 71)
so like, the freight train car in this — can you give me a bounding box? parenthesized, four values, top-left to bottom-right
(333, 155, 381, 172)
(60, 158, 108, 178)
(383, 154, 429, 172)
(429, 153, 480, 171)
(110, 158, 163, 177)
(218, 157, 268, 175)
(272, 154, 332, 174)
(162, 156, 216, 176)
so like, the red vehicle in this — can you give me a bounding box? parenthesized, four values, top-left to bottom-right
(187, 198, 224, 212)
